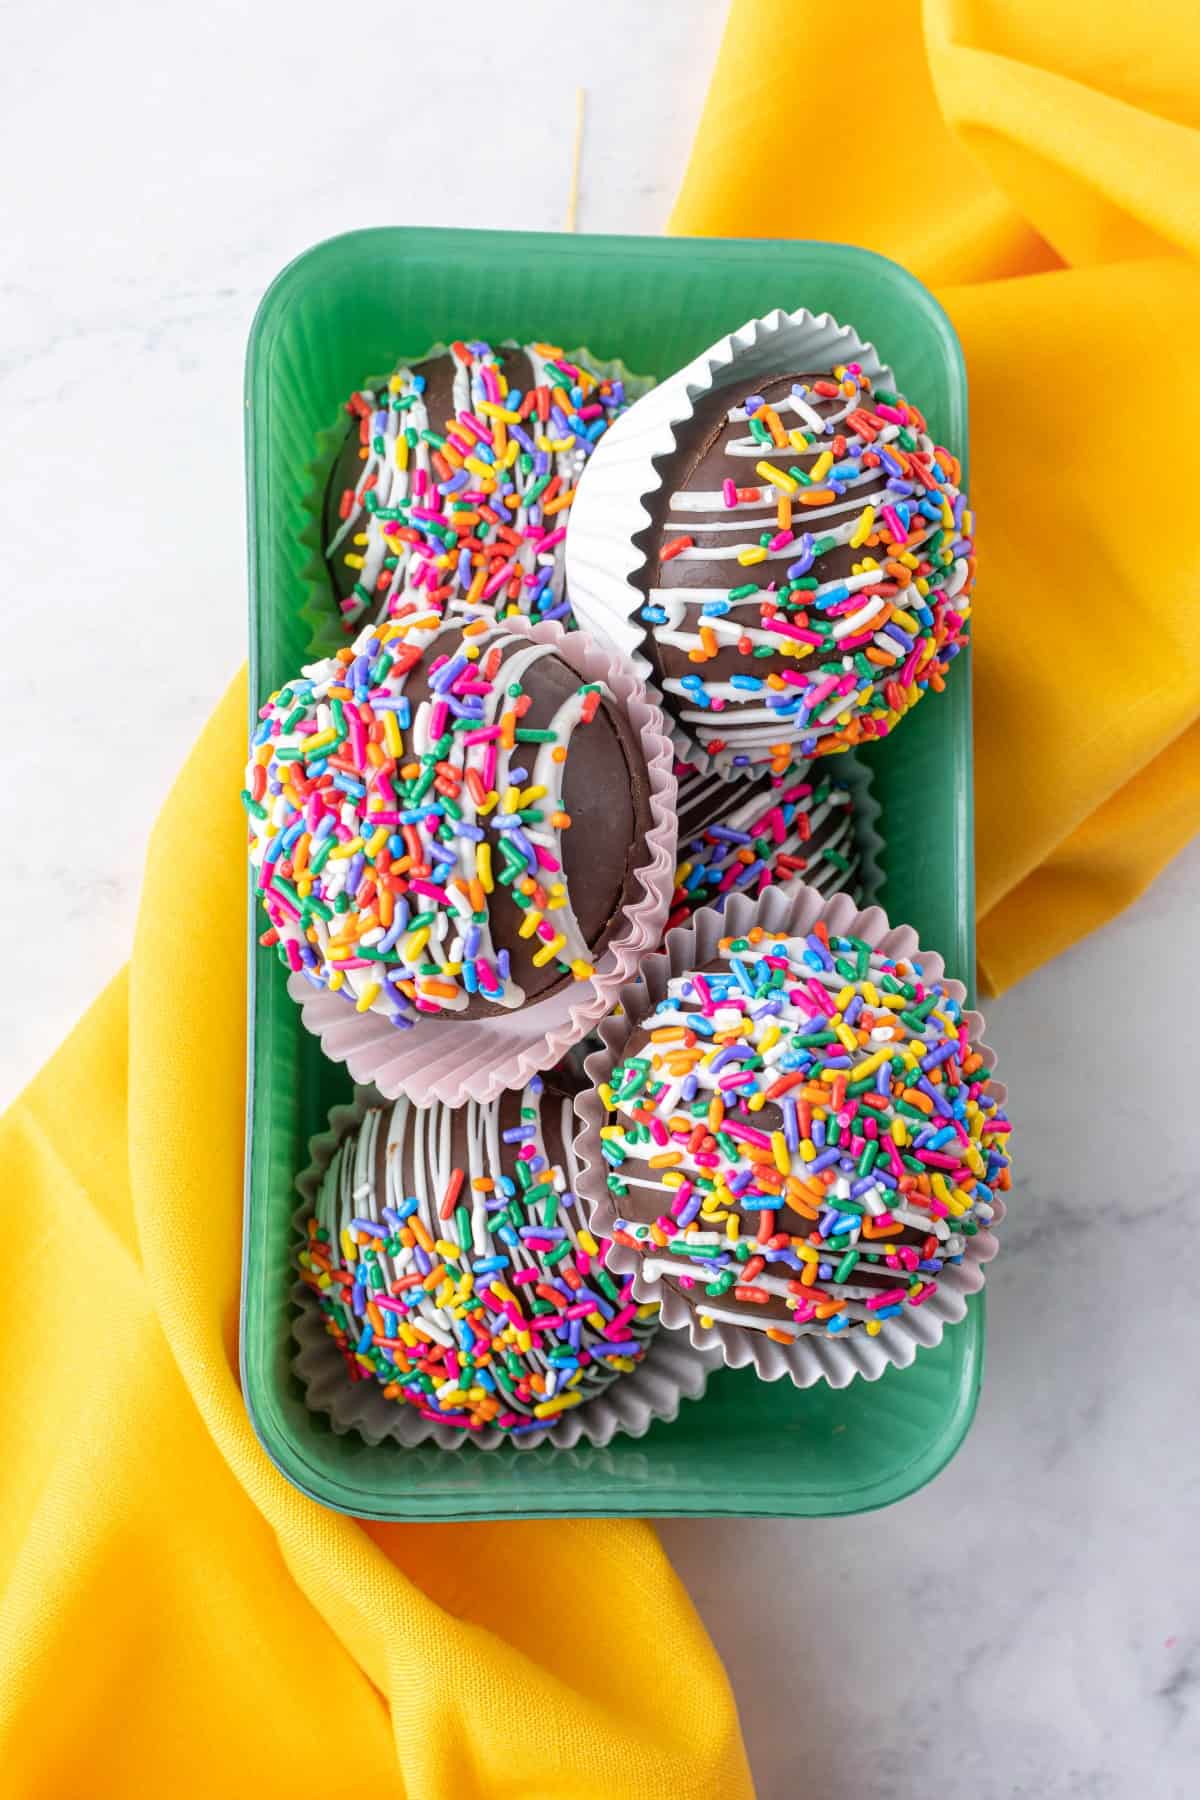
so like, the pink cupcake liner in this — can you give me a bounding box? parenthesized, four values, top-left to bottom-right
(288, 618, 677, 1109)
(573, 884, 1008, 1390)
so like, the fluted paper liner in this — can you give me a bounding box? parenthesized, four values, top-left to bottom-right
(300, 340, 657, 659)
(287, 617, 677, 1109)
(574, 885, 1007, 1390)
(564, 307, 894, 768)
(291, 1086, 723, 1451)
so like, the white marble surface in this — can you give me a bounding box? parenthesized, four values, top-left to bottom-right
(4, 3, 1197, 1795)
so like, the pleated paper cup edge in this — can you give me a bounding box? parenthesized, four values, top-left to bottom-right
(573, 885, 1006, 1390)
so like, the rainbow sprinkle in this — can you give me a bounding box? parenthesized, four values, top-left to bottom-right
(669, 757, 863, 931)
(599, 921, 1011, 1340)
(298, 1077, 658, 1433)
(244, 612, 610, 1025)
(327, 338, 632, 632)
(645, 363, 974, 771)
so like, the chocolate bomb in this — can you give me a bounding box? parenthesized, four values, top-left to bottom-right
(636, 364, 974, 769)
(298, 1074, 658, 1433)
(598, 925, 1010, 1342)
(669, 757, 864, 930)
(246, 616, 652, 1024)
(323, 339, 631, 631)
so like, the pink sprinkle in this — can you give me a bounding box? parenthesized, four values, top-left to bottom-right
(428, 700, 448, 741)
(692, 973, 715, 1013)
(723, 1120, 772, 1148)
(483, 560, 518, 600)
(876, 403, 907, 424)
(768, 530, 794, 551)
(866, 1287, 908, 1311)
(283, 938, 302, 970)
(880, 505, 906, 544)
(462, 725, 502, 746)
(723, 478, 737, 508)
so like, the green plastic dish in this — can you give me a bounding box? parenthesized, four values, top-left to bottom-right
(242, 227, 978, 1521)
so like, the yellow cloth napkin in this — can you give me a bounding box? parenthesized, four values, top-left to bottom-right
(672, 0, 1200, 993)
(0, 671, 751, 1800)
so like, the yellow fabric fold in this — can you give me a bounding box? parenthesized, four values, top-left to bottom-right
(0, 672, 752, 1800)
(672, 0, 1200, 991)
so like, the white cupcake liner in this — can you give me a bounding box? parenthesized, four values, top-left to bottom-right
(564, 308, 894, 769)
(292, 1086, 723, 1451)
(574, 885, 1007, 1390)
(287, 617, 677, 1109)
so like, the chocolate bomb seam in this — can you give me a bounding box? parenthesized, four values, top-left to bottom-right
(245, 614, 649, 1024)
(599, 925, 1011, 1340)
(639, 362, 973, 767)
(298, 1078, 658, 1433)
(324, 338, 632, 631)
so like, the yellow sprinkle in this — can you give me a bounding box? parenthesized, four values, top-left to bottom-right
(328, 836, 364, 860)
(518, 909, 544, 940)
(531, 933, 567, 968)
(756, 460, 798, 495)
(578, 1229, 599, 1257)
(355, 981, 381, 1013)
(570, 959, 595, 980)
(403, 927, 430, 961)
(342, 553, 365, 570)
(340, 1227, 358, 1265)
(809, 450, 834, 483)
(836, 1023, 859, 1054)
(382, 710, 403, 759)
(476, 844, 493, 893)
(365, 826, 388, 857)
(771, 1132, 790, 1175)
(788, 429, 809, 451)
(738, 545, 768, 566)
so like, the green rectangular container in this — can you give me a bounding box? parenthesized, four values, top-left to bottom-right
(242, 227, 978, 1520)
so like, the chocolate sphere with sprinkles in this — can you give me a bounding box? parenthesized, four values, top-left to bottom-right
(639, 362, 974, 771)
(324, 338, 635, 633)
(244, 611, 651, 1025)
(669, 758, 865, 931)
(299, 1076, 658, 1435)
(596, 920, 1010, 1343)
